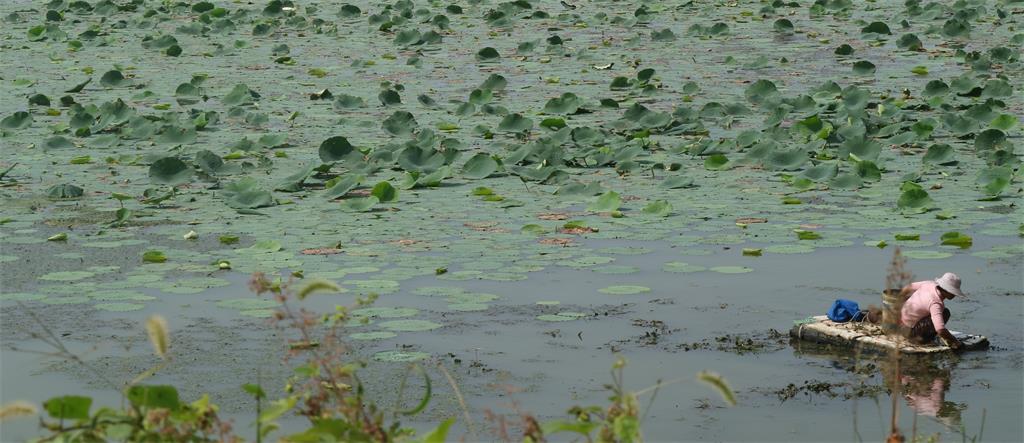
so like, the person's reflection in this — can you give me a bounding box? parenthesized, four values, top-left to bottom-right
(884, 358, 964, 427)
(791, 343, 965, 427)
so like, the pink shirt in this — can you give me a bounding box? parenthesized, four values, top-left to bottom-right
(900, 281, 946, 330)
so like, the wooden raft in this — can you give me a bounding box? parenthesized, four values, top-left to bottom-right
(790, 316, 989, 355)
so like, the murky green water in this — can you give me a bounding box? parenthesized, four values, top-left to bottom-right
(2, 0, 1022, 440)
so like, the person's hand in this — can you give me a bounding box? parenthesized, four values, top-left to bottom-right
(938, 329, 963, 352)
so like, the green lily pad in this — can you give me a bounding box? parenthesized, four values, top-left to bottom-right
(897, 187, 933, 214)
(99, 70, 128, 87)
(939, 232, 972, 248)
(382, 111, 417, 136)
(922, 144, 956, 165)
(340, 196, 378, 212)
(0, 111, 33, 129)
(351, 307, 418, 318)
(498, 113, 533, 132)
(373, 350, 429, 362)
(543, 93, 582, 114)
(94, 302, 145, 312)
(596, 247, 652, 255)
(319, 136, 355, 163)
(324, 174, 364, 200)
(149, 157, 193, 186)
(598, 285, 651, 295)
(349, 331, 397, 340)
(0, 292, 46, 302)
(412, 287, 466, 297)
(704, 154, 730, 171)
(142, 250, 167, 263)
(476, 47, 500, 61)
(447, 293, 500, 304)
(379, 319, 442, 332)
(852, 60, 876, 75)
(89, 290, 154, 301)
(41, 295, 91, 305)
(46, 184, 84, 199)
(902, 250, 953, 260)
(448, 303, 490, 312)
(39, 271, 95, 281)
(371, 181, 398, 203)
(216, 298, 279, 310)
(977, 167, 1012, 196)
(592, 265, 640, 275)
(764, 244, 816, 254)
(662, 262, 707, 273)
(461, 153, 499, 180)
(346, 279, 400, 293)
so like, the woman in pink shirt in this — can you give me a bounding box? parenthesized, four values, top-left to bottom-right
(897, 272, 966, 350)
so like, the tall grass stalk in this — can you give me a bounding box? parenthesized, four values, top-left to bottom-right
(884, 247, 913, 443)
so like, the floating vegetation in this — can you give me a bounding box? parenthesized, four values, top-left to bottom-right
(351, 307, 419, 319)
(662, 262, 708, 273)
(448, 303, 490, 312)
(216, 298, 279, 311)
(902, 250, 955, 260)
(592, 265, 642, 275)
(372, 350, 430, 362)
(349, 331, 397, 341)
(38, 271, 95, 282)
(378, 320, 442, 332)
(599, 285, 652, 295)
(537, 312, 587, 322)
(93, 302, 145, 312)
(0, 0, 1020, 437)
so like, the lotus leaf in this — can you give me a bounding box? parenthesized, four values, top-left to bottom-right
(373, 351, 429, 362)
(223, 177, 274, 209)
(46, 184, 83, 199)
(382, 111, 418, 136)
(498, 113, 533, 132)
(379, 320, 441, 332)
(0, 111, 32, 129)
(149, 157, 193, 186)
(340, 196, 379, 212)
(587, 191, 621, 212)
(977, 166, 1012, 196)
(598, 285, 651, 295)
(897, 187, 933, 213)
(99, 70, 128, 87)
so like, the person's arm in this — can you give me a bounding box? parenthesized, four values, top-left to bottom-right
(929, 302, 961, 350)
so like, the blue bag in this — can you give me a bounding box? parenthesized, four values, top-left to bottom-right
(827, 299, 866, 323)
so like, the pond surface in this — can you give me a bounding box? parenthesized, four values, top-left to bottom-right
(1, 0, 1022, 441)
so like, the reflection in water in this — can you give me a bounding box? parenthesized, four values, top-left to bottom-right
(792, 341, 966, 428)
(883, 358, 965, 427)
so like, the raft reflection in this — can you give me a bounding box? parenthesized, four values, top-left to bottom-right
(792, 340, 966, 427)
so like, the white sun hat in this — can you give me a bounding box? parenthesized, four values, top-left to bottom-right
(935, 272, 966, 298)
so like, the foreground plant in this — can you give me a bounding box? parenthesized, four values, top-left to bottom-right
(486, 358, 735, 443)
(246, 272, 448, 442)
(23, 313, 237, 442)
